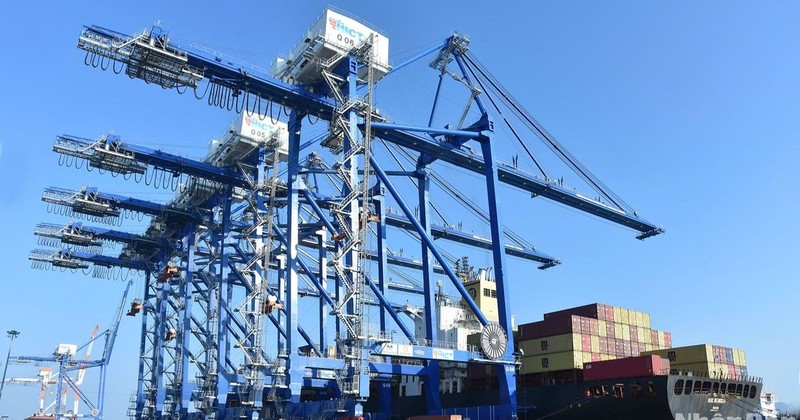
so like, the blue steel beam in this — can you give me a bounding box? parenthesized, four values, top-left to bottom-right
(47, 249, 150, 271)
(77, 24, 660, 237)
(49, 186, 200, 222)
(299, 193, 558, 265)
(417, 167, 442, 413)
(284, 110, 305, 404)
(224, 256, 321, 357)
(57, 134, 252, 187)
(79, 225, 161, 247)
(94, 190, 200, 220)
(383, 212, 557, 267)
(364, 275, 416, 344)
(368, 123, 663, 237)
(370, 156, 490, 326)
(477, 133, 518, 413)
(79, 25, 337, 118)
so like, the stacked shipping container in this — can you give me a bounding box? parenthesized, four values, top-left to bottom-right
(517, 304, 672, 375)
(583, 355, 670, 381)
(641, 344, 748, 378)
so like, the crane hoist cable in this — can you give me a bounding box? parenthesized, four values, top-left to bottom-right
(385, 140, 536, 250)
(457, 59, 550, 180)
(462, 52, 635, 214)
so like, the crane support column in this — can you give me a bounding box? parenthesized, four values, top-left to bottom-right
(154, 271, 170, 416)
(134, 269, 153, 418)
(478, 126, 518, 418)
(374, 191, 388, 332)
(215, 188, 234, 414)
(276, 255, 286, 354)
(318, 229, 328, 352)
(178, 227, 196, 416)
(285, 110, 305, 403)
(417, 166, 442, 413)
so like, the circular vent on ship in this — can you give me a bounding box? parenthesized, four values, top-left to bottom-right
(480, 322, 507, 360)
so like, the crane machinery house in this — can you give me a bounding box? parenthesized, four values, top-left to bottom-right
(270, 8, 391, 85)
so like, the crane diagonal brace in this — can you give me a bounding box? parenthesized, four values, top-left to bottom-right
(367, 124, 662, 236)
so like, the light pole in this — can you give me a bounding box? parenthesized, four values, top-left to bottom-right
(0, 330, 20, 405)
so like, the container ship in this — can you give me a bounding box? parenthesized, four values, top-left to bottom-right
(367, 278, 763, 420)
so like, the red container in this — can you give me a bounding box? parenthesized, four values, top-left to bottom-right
(591, 353, 601, 362)
(606, 322, 616, 338)
(583, 355, 670, 381)
(651, 330, 659, 345)
(604, 305, 615, 322)
(622, 342, 631, 357)
(518, 315, 581, 340)
(614, 340, 624, 356)
(579, 318, 591, 335)
(544, 303, 604, 321)
(727, 364, 736, 378)
(599, 337, 609, 354)
(664, 332, 672, 348)
(581, 335, 592, 352)
(589, 319, 599, 336)
(630, 326, 639, 342)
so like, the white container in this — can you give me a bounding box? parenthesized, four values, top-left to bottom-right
(271, 8, 391, 84)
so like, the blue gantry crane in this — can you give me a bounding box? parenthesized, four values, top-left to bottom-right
(28, 8, 662, 420)
(5, 280, 133, 419)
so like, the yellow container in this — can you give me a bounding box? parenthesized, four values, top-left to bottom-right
(657, 331, 666, 348)
(519, 351, 584, 374)
(614, 324, 624, 339)
(598, 320, 607, 337)
(591, 336, 600, 353)
(600, 354, 610, 361)
(613, 306, 622, 323)
(621, 325, 631, 341)
(643, 313, 651, 328)
(519, 333, 582, 356)
(670, 362, 727, 378)
(620, 308, 630, 325)
(582, 352, 592, 364)
(641, 328, 651, 344)
(642, 344, 714, 365)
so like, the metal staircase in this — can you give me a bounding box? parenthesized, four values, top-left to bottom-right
(316, 35, 378, 412)
(233, 133, 284, 411)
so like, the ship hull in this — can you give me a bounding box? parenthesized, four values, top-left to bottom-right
(370, 374, 762, 420)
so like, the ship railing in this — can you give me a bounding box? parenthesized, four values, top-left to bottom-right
(417, 339, 469, 352)
(669, 368, 762, 383)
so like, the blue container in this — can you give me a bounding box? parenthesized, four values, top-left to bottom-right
(725, 348, 734, 364)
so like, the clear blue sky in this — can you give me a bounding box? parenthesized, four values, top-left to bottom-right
(1, 1, 799, 417)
